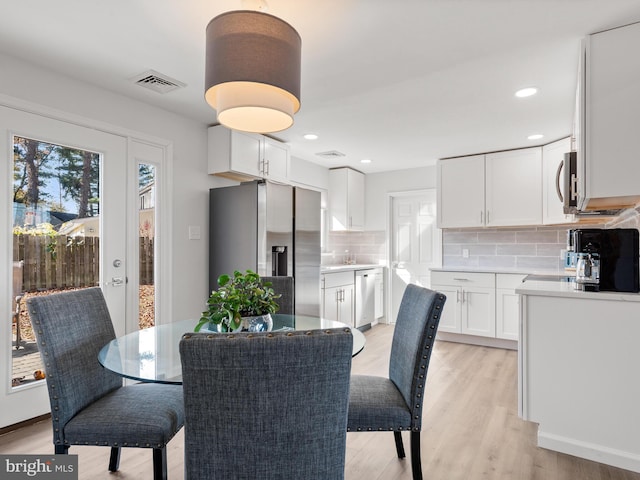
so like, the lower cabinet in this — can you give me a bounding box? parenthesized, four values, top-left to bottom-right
(496, 273, 525, 340)
(432, 270, 525, 343)
(431, 272, 496, 337)
(321, 271, 354, 326)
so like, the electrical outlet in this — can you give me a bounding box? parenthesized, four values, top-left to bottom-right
(188, 225, 201, 240)
(462, 248, 469, 258)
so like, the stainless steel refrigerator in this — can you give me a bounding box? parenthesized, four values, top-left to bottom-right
(209, 181, 321, 316)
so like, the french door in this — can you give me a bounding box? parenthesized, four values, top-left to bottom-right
(0, 106, 130, 427)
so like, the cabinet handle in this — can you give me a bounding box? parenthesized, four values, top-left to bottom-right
(453, 278, 469, 281)
(264, 159, 270, 175)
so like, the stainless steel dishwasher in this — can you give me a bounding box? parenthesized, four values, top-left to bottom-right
(355, 269, 377, 329)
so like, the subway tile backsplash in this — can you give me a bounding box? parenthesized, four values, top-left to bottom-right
(442, 226, 568, 273)
(324, 231, 387, 265)
(323, 207, 640, 274)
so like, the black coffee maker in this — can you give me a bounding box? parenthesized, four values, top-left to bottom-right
(573, 228, 640, 293)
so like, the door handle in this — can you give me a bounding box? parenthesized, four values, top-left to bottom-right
(555, 159, 564, 203)
(107, 277, 125, 287)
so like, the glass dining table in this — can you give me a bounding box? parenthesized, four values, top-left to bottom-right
(98, 314, 366, 384)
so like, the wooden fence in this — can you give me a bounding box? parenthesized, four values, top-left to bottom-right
(12, 235, 154, 292)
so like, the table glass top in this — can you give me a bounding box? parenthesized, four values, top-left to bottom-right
(98, 315, 366, 384)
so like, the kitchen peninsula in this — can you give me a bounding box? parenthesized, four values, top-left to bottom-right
(516, 278, 640, 473)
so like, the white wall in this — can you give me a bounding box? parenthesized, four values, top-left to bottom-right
(365, 165, 437, 231)
(0, 52, 232, 320)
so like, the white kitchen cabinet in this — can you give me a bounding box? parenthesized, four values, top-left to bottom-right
(577, 21, 640, 211)
(542, 137, 575, 225)
(437, 147, 542, 228)
(431, 271, 496, 337)
(374, 270, 384, 319)
(328, 167, 364, 231)
(485, 148, 542, 226)
(321, 271, 354, 326)
(262, 136, 290, 183)
(495, 273, 526, 340)
(437, 155, 485, 228)
(519, 289, 640, 471)
(208, 125, 290, 183)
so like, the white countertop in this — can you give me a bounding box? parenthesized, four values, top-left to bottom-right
(321, 264, 384, 273)
(516, 278, 640, 302)
(430, 267, 555, 276)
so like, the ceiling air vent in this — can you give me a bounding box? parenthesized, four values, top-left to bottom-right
(316, 150, 346, 159)
(132, 70, 186, 94)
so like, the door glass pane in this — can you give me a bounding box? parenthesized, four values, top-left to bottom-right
(138, 163, 155, 329)
(11, 136, 100, 388)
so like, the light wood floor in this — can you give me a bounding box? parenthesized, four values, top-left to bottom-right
(2, 323, 639, 480)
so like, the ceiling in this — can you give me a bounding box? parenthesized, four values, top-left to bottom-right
(2, 1, 639, 174)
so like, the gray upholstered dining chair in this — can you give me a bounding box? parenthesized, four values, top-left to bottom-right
(347, 284, 446, 480)
(26, 287, 184, 480)
(260, 275, 294, 314)
(179, 328, 353, 480)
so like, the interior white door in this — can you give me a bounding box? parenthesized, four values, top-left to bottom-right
(389, 190, 441, 323)
(0, 106, 128, 427)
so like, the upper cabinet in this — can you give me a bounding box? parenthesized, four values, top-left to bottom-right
(437, 155, 485, 228)
(577, 21, 640, 211)
(485, 148, 542, 226)
(542, 137, 575, 225)
(437, 147, 542, 228)
(208, 125, 290, 183)
(328, 167, 365, 231)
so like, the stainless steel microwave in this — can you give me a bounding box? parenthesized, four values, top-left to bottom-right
(558, 152, 622, 217)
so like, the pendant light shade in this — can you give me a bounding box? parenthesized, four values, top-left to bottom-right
(205, 10, 301, 133)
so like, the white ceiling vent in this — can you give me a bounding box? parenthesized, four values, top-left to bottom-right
(316, 150, 346, 159)
(132, 70, 186, 94)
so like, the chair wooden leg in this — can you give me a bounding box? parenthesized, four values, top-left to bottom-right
(108, 447, 121, 472)
(54, 445, 69, 455)
(394, 431, 406, 458)
(153, 447, 167, 480)
(410, 431, 423, 480)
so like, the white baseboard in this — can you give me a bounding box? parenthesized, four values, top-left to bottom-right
(538, 430, 640, 474)
(436, 332, 517, 350)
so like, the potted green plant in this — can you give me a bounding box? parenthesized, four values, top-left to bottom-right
(195, 269, 281, 332)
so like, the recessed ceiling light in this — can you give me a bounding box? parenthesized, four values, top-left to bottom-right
(303, 133, 318, 140)
(515, 87, 538, 98)
(528, 134, 544, 140)
(360, 159, 372, 164)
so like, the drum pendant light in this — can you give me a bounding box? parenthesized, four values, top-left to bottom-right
(205, 10, 301, 133)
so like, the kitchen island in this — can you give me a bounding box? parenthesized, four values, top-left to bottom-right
(516, 278, 640, 473)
